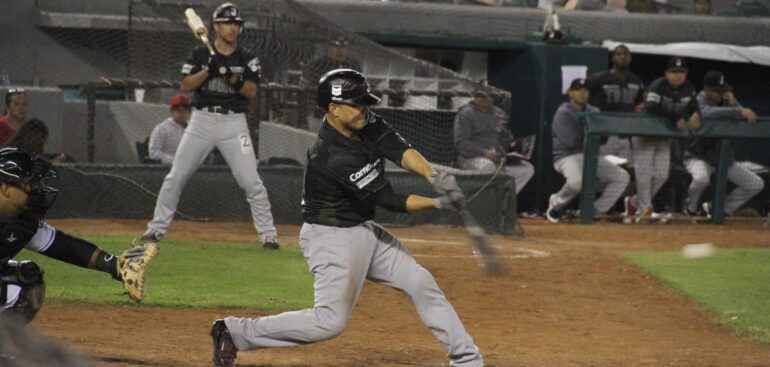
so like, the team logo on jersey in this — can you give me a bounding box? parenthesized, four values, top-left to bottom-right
(331, 83, 342, 97)
(350, 158, 381, 189)
(248, 57, 260, 73)
(6, 232, 16, 243)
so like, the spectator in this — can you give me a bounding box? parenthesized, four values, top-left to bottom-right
(148, 95, 192, 165)
(0, 88, 29, 145)
(586, 44, 645, 162)
(693, 0, 712, 14)
(546, 78, 630, 223)
(626, 56, 700, 222)
(683, 70, 763, 219)
(3, 118, 69, 163)
(453, 91, 535, 197)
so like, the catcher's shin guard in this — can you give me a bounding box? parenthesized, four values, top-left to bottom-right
(211, 319, 238, 367)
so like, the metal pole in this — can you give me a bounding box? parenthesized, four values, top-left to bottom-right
(127, 0, 133, 78)
(86, 86, 96, 163)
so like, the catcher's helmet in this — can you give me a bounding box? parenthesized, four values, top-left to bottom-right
(316, 69, 381, 110)
(0, 147, 59, 214)
(212, 2, 244, 24)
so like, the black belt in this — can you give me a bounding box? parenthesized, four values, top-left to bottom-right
(200, 106, 239, 115)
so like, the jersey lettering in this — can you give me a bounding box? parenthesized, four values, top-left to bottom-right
(206, 78, 237, 94)
(349, 158, 381, 182)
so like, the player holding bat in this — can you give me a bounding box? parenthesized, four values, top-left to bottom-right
(209, 69, 485, 367)
(140, 2, 281, 250)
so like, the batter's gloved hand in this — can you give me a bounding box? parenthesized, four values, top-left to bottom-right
(429, 171, 463, 196)
(115, 242, 159, 302)
(207, 55, 230, 76)
(433, 194, 464, 212)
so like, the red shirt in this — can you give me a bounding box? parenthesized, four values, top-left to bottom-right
(0, 116, 16, 146)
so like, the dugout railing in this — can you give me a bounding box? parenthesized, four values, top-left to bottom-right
(578, 113, 770, 224)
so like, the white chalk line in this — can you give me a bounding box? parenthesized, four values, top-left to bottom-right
(413, 248, 550, 260)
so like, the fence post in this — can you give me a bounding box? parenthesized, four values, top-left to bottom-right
(580, 118, 600, 224)
(86, 85, 96, 163)
(711, 139, 731, 224)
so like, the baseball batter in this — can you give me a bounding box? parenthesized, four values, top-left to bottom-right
(141, 3, 279, 249)
(209, 69, 484, 367)
(0, 147, 157, 327)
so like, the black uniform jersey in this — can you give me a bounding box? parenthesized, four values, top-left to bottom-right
(301, 113, 412, 227)
(586, 70, 645, 112)
(644, 77, 699, 123)
(181, 45, 262, 113)
(0, 212, 50, 267)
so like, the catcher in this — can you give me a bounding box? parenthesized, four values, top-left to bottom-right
(0, 147, 158, 325)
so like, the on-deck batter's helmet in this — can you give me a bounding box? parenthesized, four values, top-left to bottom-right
(317, 69, 381, 110)
(212, 2, 244, 24)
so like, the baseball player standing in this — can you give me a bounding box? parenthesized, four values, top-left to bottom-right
(586, 44, 645, 160)
(683, 70, 763, 218)
(141, 2, 280, 249)
(0, 147, 157, 327)
(626, 56, 700, 223)
(209, 69, 484, 367)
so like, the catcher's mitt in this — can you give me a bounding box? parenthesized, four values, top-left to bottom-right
(116, 242, 159, 302)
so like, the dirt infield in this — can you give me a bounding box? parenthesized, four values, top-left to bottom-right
(33, 218, 770, 367)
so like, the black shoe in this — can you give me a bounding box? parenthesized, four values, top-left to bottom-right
(140, 230, 162, 244)
(210, 319, 238, 367)
(262, 236, 280, 250)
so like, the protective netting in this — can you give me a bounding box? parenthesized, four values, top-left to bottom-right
(28, 0, 519, 233)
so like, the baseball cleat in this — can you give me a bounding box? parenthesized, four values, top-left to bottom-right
(139, 230, 163, 244)
(211, 319, 238, 367)
(545, 207, 561, 223)
(702, 202, 713, 220)
(262, 236, 280, 250)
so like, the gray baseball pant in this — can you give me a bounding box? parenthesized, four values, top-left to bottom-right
(458, 157, 534, 194)
(549, 153, 630, 213)
(685, 158, 765, 215)
(630, 137, 670, 213)
(224, 221, 484, 367)
(146, 110, 277, 242)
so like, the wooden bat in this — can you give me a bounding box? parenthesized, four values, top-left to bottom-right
(184, 8, 227, 75)
(459, 208, 506, 276)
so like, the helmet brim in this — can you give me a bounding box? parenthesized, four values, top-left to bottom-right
(347, 93, 381, 106)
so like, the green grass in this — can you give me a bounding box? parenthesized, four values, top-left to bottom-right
(627, 248, 770, 344)
(21, 234, 314, 310)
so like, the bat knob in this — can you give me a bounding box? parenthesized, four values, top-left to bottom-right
(218, 66, 228, 75)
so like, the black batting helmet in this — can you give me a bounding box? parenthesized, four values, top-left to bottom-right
(212, 2, 244, 24)
(317, 69, 381, 110)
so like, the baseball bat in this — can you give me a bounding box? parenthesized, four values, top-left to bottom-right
(184, 8, 227, 75)
(459, 207, 506, 276)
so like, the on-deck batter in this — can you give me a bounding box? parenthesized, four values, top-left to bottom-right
(141, 3, 279, 249)
(208, 69, 484, 367)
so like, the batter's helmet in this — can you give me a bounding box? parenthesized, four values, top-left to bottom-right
(212, 3, 244, 24)
(317, 69, 381, 110)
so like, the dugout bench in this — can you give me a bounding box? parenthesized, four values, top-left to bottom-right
(578, 113, 770, 224)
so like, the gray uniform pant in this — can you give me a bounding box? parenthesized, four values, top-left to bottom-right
(630, 137, 670, 212)
(685, 158, 765, 215)
(458, 157, 535, 194)
(146, 110, 277, 242)
(549, 153, 630, 213)
(224, 222, 484, 367)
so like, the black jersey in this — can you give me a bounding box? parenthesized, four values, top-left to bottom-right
(301, 113, 412, 227)
(181, 45, 262, 113)
(0, 211, 47, 267)
(644, 77, 699, 123)
(586, 70, 645, 112)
